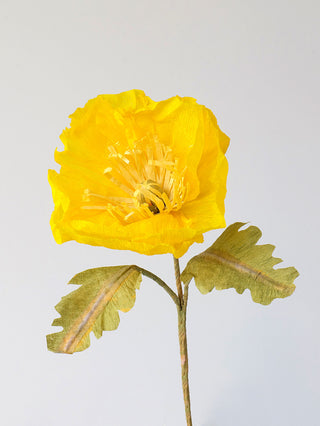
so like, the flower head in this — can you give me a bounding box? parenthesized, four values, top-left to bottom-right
(49, 90, 229, 258)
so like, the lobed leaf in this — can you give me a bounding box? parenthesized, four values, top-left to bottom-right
(181, 222, 299, 305)
(47, 265, 142, 354)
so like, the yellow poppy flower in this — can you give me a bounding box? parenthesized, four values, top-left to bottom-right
(49, 90, 229, 258)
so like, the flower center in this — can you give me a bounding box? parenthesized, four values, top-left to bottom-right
(82, 135, 188, 224)
(134, 179, 167, 215)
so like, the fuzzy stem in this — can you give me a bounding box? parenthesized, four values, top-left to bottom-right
(174, 257, 193, 426)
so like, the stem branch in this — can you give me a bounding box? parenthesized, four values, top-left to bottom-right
(136, 266, 180, 307)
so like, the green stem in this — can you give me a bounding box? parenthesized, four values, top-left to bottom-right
(174, 257, 193, 426)
(173, 257, 184, 306)
(136, 266, 180, 307)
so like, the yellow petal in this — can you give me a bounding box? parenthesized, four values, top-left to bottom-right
(49, 90, 229, 257)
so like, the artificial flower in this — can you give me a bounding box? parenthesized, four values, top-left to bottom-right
(49, 89, 229, 257)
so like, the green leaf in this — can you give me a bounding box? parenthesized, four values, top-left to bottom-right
(181, 222, 299, 305)
(47, 265, 142, 354)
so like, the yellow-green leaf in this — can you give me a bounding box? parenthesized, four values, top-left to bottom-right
(47, 265, 142, 354)
(181, 222, 299, 305)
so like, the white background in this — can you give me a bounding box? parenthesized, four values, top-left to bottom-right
(1, 1, 319, 425)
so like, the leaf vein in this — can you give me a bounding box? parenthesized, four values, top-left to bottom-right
(59, 266, 134, 353)
(201, 250, 290, 291)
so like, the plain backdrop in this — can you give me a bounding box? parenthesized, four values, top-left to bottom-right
(1, 1, 319, 425)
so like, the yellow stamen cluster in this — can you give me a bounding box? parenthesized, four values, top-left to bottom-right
(82, 136, 188, 224)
